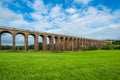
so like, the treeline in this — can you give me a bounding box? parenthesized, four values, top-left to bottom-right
(1, 40, 120, 50)
(112, 40, 120, 45)
(88, 40, 120, 50)
(101, 40, 120, 50)
(1, 43, 43, 50)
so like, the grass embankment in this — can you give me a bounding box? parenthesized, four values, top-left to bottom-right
(0, 50, 120, 80)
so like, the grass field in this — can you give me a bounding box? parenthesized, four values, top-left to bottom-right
(0, 50, 120, 80)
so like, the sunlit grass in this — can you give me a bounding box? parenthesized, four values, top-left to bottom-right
(0, 50, 120, 80)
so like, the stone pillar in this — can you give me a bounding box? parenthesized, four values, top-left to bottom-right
(55, 36, 60, 51)
(78, 39, 80, 50)
(65, 38, 68, 51)
(71, 38, 74, 51)
(74, 39, 77, 50)
(80, 39, 83, 50)
(13, 33, 16, 50)
(24, 34, 28, 51)
(79, 39, 81, 50)
(73, 39, 75, 50)
(61, 37, 65, 51)
(69, 38, 72, 51)
(83, 39, 85, 49)
(50, 36, 54, 51)
(42, 36, 47, 51)
(0, 33, 1, 50)
(34, 35, 39, 51)
(86, 40, 88, 49)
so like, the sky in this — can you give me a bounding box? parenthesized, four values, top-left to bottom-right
(0, 0, 120, 45)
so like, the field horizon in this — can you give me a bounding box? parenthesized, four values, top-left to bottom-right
(0, 50, 120, 80)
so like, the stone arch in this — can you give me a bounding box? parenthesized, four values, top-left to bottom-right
(0, 31, 13, 50)
(38, 35, 43, 50)
(15, 33, 25, 51)
(0, 30, 13, 35)
(28, 34, 35, 51)
(46, 36, 50, 50)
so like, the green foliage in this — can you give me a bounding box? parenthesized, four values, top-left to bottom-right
(102, 43, 120, 50)
(0, 50, 120, 80)
(16, 46, 24, 50)
(112, 40, 120, 45)
(87, 46, 98, 50)
(102, 44, 114, 50)
(38, 43, 42, 50)
(1, 45, 12, 50)
(113, 45, 120, 49)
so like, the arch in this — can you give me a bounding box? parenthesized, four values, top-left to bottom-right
(46, 36, 50, 50)
(15, 33, 25, 51)
(28, 34, 35, 51)
(15, 32, 25, 37)
(38, 35, 43, 50)
(0, 31, 12, 35)
(1, 32, 13, 50)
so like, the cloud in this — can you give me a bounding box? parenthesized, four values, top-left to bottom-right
(66, 8, 77, 14)
(74, 0, 92, 5)
(0, 0, 120, 43)
(32, 0, 48, 14)
(0, 4, 29, 28)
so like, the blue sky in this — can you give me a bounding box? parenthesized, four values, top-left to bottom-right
(0, 0, 120, 44)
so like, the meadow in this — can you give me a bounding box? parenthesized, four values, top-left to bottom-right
(0, 50, 120, 80)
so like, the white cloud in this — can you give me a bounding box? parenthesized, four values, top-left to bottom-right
(0, 0, 120, 41)
(74, 0, 92, 5)
(32, 0, 48, 14)
(0, 4, 29, 28)
(66, 8, 77, 14)
(108, 24, 120, 29)
(49, 5, 64, 19)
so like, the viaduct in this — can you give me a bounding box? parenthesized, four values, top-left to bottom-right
(0, 26, 108, 51)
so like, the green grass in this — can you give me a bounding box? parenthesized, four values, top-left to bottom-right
(0, 50, 120, 80)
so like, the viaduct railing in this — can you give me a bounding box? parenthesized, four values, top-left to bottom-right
(0, 26, 108, 51)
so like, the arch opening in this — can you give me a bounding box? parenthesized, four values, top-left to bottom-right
(28, 35, 35, 51)
(15, 34, 25, 51)
(38, 36, 43, 50)
(1, 32, 13, 50)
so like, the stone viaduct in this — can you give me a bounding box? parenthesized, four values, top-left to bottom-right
(0, 26, 108, 51)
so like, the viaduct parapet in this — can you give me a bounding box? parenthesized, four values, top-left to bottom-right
(0, 26, 108, 51)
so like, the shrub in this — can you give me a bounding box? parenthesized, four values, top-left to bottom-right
(101, 44, 114, 50)
(113, 45, 120, 50)
(87, 46, 98, 50)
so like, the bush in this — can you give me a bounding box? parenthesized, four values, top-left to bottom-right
(101, 44, 114, 50)
(113, 45, 120, 50)
(87, 46, 98, 50)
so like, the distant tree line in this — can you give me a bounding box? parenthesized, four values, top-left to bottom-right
(101, 40, 120, 50)
(1, 42, 43, 50)
(112, 40, 120, 45)
(1, 40, 120, 50)
(83, 40, 120, 51)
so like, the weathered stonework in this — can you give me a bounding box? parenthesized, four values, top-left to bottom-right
(0, 26, 108, 51)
